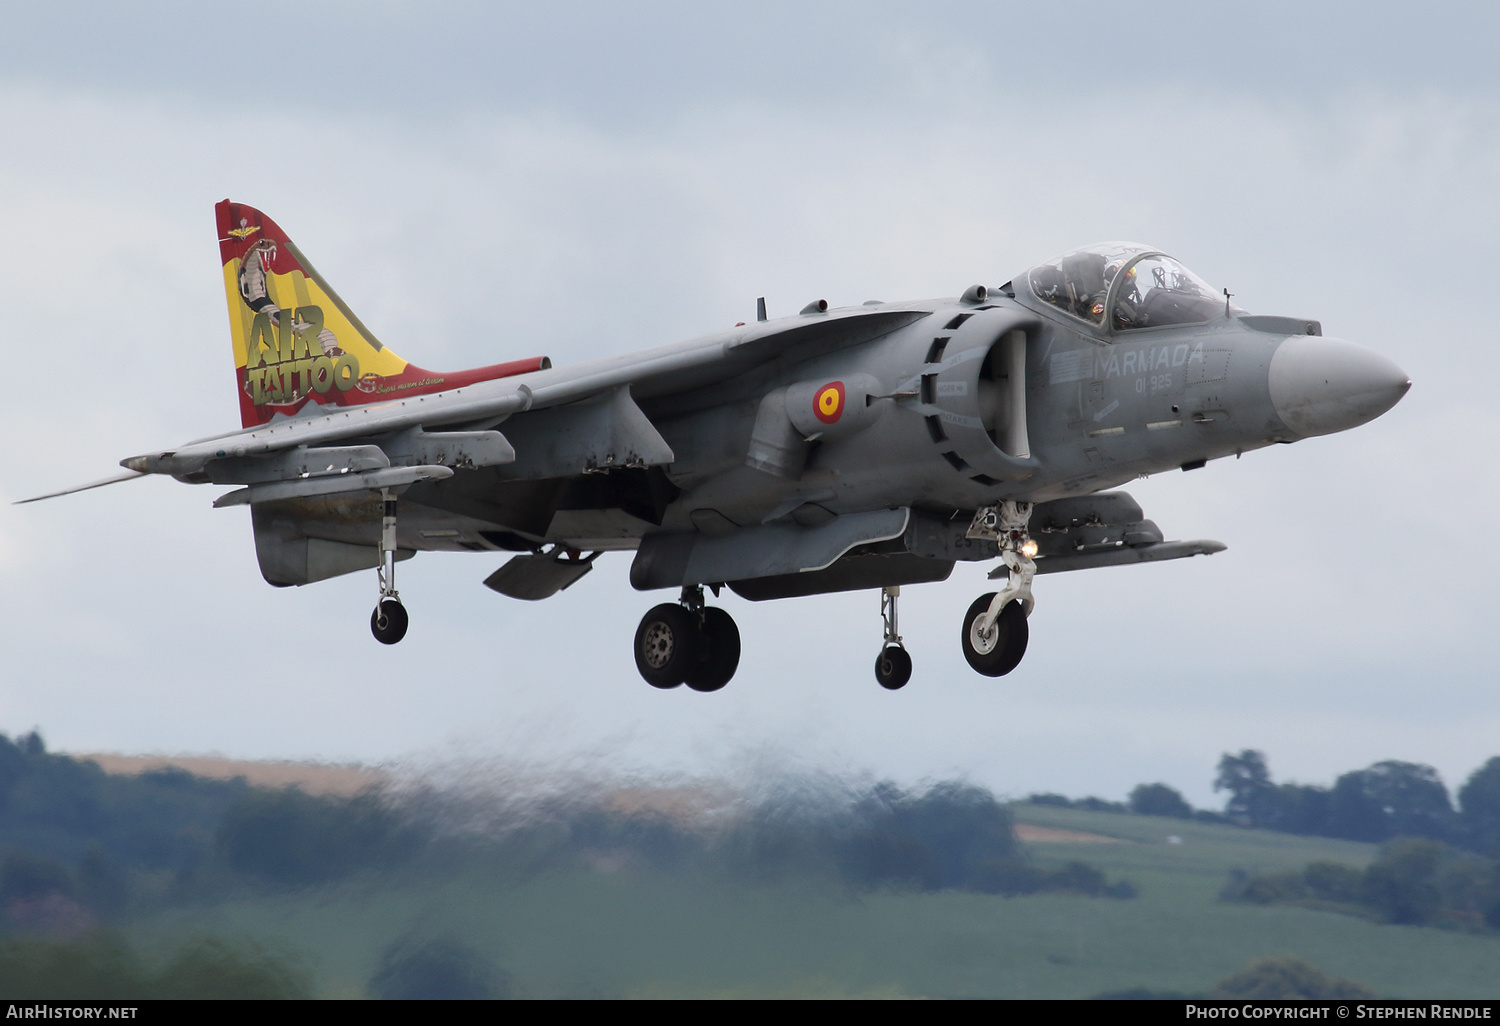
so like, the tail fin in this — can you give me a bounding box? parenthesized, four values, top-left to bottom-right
(216, 200, 547, 428)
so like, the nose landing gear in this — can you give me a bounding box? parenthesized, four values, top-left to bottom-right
(961, 501, 1036, 677)
(961, 590, 1028, 676)
(633, 586, 742, 691)
(874, 585, 912, 690)
(370, 489, 409, 645)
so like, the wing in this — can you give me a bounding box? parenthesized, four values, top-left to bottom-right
(120, 305, 930, 488)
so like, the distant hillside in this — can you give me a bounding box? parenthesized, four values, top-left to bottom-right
(74, 753, 387, 797)
(0, 738, 1493, 998)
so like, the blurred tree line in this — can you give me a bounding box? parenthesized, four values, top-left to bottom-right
(704, 781, 1134, 897)
(0, 934, 310, 999)
(1095, 955, 1377, 1000)
(1028, 782, 1218, 820)
(1056, 747, 1500, 937)
(0, 732, 1132, 950)
(1213, 749, 1500, 852)
(1222, 837, 1500, 931)
(1029, 749, 1500, 857)
(0, 731, 418, 926)
(1027, 747, 1500, 936)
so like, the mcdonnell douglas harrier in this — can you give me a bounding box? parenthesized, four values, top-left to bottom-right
(23, 202, 1410, 692)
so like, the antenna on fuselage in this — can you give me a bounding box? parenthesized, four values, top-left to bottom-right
(756, 297, 767, 322)
(1223, 288, 1233, 318)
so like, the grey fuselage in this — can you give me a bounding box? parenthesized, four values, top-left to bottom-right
(247, 277, 1406, 596)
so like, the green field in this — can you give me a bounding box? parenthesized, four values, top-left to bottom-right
(121, 804, 1500, 999)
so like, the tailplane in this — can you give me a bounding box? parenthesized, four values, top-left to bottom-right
(216, 200, 547, 428)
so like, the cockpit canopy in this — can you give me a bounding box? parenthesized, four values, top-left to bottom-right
(1026, 243, 1226, 332)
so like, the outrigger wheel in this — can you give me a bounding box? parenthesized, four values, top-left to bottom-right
(873, 585, 912, 690)
(875, 645, 913, 690)
(370, 488, 408, 645)
(961, 592, 1028, 676)
(371, 598, 409, 645)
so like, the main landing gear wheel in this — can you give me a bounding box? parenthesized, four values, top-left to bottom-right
(875, 645, 912, 690)
(685, 606, 741, 693)
(635, 587, 744, 693)
(634, 603, 702, 689)
(961, 592, 1028, 677)
(371, 598, 409, 645)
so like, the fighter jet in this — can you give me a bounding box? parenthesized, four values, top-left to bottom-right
(22, 202, 1410, 692)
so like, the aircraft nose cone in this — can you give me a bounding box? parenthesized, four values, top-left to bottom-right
(1268, 336, 1411, 438)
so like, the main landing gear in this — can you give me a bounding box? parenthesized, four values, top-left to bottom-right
(960, 501, 1035, 677)
(634, 586, 742, 692)
(371, 489, 409, 645)
(874, 586, 912, 690)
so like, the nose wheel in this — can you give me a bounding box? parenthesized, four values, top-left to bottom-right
(961, 593, 1027, 676)
(960, 501, 1036, 676)
(633, 587, 741, 691)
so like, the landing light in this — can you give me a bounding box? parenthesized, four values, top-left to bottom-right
(1020, 538, 1039, 559)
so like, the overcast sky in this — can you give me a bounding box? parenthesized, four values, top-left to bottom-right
(0, 2, 1494, 807)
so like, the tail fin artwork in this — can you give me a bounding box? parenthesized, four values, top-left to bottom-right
(216, 200, 548, 428)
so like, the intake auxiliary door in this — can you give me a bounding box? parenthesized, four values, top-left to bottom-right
(924, 309, 1036, 484)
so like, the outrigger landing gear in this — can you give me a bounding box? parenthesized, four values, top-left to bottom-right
(370, 489, 409, 645)
(633, 585, 741, 692)
(961, 501, 1036, 676)
(874, 585, 912, 690)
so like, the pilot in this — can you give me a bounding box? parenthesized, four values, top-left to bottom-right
(1061, 251, 1109, 323)
(1029, 262, 1065, 306)
(1110, 263, 1144, 330)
